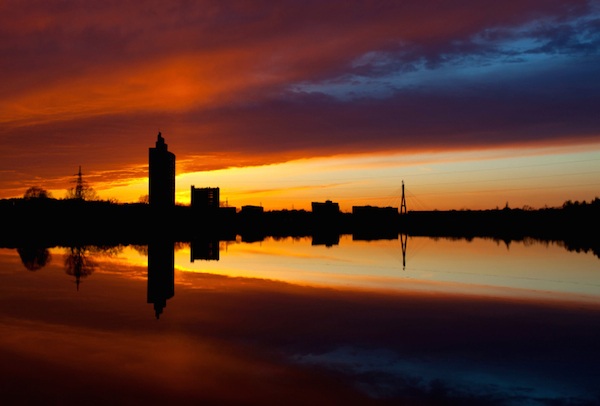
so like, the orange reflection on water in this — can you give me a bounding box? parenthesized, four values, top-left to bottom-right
(170, 236, 600, 302)
(33, 235, 600, 305)
(2, 244, 600, 405)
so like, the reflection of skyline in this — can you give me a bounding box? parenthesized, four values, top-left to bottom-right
(7, 235, 600, 296)
(2, 240, 600, 406)
(147, 240, 175, 319)
(191, 238, 221, 262)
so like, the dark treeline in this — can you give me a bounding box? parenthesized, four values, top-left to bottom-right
(401, 199, 600, 258)
(0, 197, 598, 258)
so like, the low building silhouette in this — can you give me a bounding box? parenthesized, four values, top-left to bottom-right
(312, 200, 340, 216)
(352, 205, 398, 218)
(240, 205, 264, 215)
(149, 133, 175, 208)
(191, 186, 219, 212)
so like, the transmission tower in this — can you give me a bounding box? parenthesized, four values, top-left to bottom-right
(73, 166, 85, 200)
(400, 180, 407, 214)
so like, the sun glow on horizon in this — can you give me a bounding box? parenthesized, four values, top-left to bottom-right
(8, 141, 600, 212)
(167, 144, 600, 211)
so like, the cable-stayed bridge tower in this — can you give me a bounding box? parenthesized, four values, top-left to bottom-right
(400, 180, 407, 215)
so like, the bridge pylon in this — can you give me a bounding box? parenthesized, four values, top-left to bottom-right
(400, 180, 407, 215)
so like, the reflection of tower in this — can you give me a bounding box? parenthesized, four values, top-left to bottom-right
(400, 180, 407, 215)
(400, 233, 407, 270)
(149, 132, 176, 208)
(64, 246, 97, 291)
(147, 240, 175, 319)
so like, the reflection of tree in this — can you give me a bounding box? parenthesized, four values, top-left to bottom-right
(132, 245, 148, 256)
(64, 246, 97, 290)
(174, 242, 189, 252)
(17, 247, 52, 271)
(88, 245, 123, 257)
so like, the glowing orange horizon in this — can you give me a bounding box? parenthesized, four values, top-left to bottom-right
(1, 140, 595, 212)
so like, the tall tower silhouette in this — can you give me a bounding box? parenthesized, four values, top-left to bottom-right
(149, 132, 175, 207)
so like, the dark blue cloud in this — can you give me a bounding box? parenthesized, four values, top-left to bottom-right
(294, 3, 600, 90)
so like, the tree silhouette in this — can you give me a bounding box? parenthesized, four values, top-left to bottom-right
(63, 245, 122, 290)
(24, 186, 52, 200)
(17, 247, 52, 271)
(65, 166, 98, 201)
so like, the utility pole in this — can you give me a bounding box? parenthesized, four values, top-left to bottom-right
(400, 180, 407, 215)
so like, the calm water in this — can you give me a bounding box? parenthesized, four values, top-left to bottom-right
(1, 236, 599, 405)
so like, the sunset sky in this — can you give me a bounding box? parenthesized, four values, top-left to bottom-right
(2, 0, 600, 210)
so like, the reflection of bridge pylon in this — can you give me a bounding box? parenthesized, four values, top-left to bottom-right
(400, 233, 407, 270)
(400, 180, 407, 215)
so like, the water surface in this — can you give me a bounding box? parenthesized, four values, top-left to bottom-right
(1, 236, 599, 405)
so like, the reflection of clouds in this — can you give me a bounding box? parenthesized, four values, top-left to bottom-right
(168, 271, 600, 404)
(234, 247, 355, 263)
(291, 347, 583, 404)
